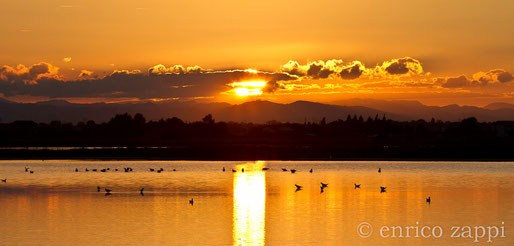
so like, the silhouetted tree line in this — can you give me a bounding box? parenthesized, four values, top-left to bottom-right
(1, 113, 513, 148)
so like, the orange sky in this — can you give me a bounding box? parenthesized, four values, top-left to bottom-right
(0, 0, 513, 106)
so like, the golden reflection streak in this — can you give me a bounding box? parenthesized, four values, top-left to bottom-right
(233, 161, 266, 246)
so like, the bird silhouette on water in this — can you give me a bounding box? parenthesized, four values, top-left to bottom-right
(25, 167, 29, 172)
(29, 171, 34, 174)
(426, 196, 431, 204)
(149, 168, 155, 172)
(105, 188, 112, 195)
(295, 184, 303, 191)
(1, 179, 6, 183)
(189, 198, 194, 206)
(241, 168, 245, 173)
(320, 186, 325, 193)
(282, 168, 288, 172)
(290, 169, 296, 174)
(309, 168, 313, 173)
(75, 168, 78, 172)
(354, 184, 361, 189)
(140, 188, 144, 196)
(378, 168, 382, 173)
(262, 167, 269, 171)
(321, 182, 328, 188)
(85, 168, 89, 172)
(380, 186, 387, 192)
(222, 167, 225, 172)
(232, 169, 237, 172)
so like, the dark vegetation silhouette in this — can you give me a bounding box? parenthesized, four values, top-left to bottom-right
(0, 113, 513, 160)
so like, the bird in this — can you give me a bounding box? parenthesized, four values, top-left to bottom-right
(97, 186, 101, 192)
(426, 196, 431, 203)
(149, 168, 155, 172)
(290, 169, 297, 174)
(92, 169, 97, 172)
(309, 168, 313, 173)
(380, 186, 387, 192)
(262, 167, 269, 171)
(157, 170, 162, 173)
(115, 169, 118, 171)
(1, 179, 6, 183)
(140, 188, 144, 196)
(29, 171, 34, 174)
(189, 198, 194, 205)
(75, 168, 78, 172)
(25, 167, 29, 172)
(378, 168, 382, 173)
(222, 167, 225, 172)
(172, 169, 176, 172)
(282, 168, 288, 172)
(85, 168, 89, 172)
(159, 168, 163, 171)
(107, 168, 110, 171)
(354, 184, 361, 189)
(320, 186, 325, 193)
(105, 188, 111, 194)
(241, 168, 245, 173)
(100, 169, 106, 172)
(232, 169, 237, 172)
(295, 184, 303, 190)
(321, 182, 328, 188)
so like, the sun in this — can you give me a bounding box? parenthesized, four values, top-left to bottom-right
(231, 81, 266, 96)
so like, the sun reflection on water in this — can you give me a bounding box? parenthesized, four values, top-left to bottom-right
(233, 161, 266, 246)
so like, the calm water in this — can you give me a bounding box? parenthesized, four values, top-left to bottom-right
(0, 160, 513, 245)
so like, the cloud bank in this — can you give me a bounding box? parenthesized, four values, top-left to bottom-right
(0, 58, 512, 101)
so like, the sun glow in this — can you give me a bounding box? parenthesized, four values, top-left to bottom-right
(231, 81, 266, 96)
(233, 161, 266, 246)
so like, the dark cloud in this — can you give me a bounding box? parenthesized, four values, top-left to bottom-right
(383, 57, 423, 75)
(0, 62, 60, 83)
(442, 75, 472, 88)
(339, 64, 363, 80)
(0, 63, 296, 99)
(441, 69, 513, 88)
(498, 71, 513, 83)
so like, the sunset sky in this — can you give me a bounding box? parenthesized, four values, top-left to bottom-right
(0, 0, 513, 106)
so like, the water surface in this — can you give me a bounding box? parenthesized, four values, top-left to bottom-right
(0, 160, 513, 245)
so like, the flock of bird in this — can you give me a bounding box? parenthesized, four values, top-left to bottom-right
(1, 165, 432, 205)
(223, 166, 431, 203)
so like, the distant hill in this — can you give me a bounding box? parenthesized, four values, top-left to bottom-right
(1, 98, 514, 123)
(0, 99, 400, 123)
(215, 100, 403, 123)
(333, 98, 514, 122)
(484, 102, 514, 110)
